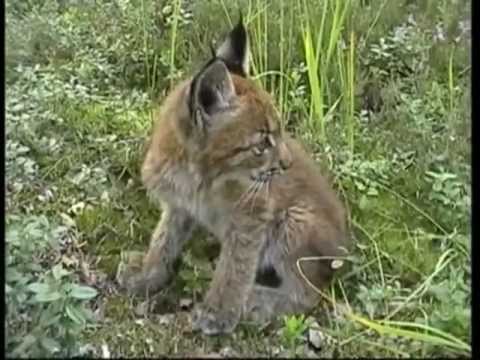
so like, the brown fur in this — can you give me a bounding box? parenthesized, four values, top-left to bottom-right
(116, 19, 349, 335)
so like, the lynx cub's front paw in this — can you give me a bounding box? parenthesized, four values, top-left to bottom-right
(116, 250, 173, 296)
(191, 303, 240, 335)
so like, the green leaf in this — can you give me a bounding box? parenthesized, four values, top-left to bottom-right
(348, 312, 471, 354)
(358, 195, 369, 210)
(34, 291, 62, 303)
(6, 267, 23, 282)
(27, 282, 50, 294)
(40, 337, 60, 353)
(12, 334, 37, 356)
(355, 180, 366, 191)
(65, 304, 87, 325)
(52, 264, 70, 280)
(40, 311, 62, 327)
(69, 284, 98, 300)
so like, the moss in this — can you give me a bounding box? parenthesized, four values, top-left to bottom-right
(76, 194, 157, 275)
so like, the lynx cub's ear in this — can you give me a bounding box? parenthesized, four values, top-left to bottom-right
(191, 60, 236, 131)
(215, 16, 250, 76)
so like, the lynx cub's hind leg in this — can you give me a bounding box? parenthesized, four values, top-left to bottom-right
(243, 238, 346, 324)
(116, 204, 196, 296)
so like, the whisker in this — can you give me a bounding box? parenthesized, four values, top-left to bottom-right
(246, 181, 262, 208)
(249, 181, 262, 213)
(234, 181, 257, 208)
(250, 180, 266, 214)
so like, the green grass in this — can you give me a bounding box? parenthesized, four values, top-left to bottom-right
(6, 0, 470, 357)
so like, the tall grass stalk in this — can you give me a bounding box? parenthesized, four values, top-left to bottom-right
(296, 250, 471, 356)
(263, 2, 268, 91)
(220, 0, 266, 83)
(363, 0, 389, 44)
(169, 0, 182, 89)
(140, 0, 151, 94)
(347, 31, 356, 155)
(249, 0, 269, 87)
(448, 45, 455, 115)
(349, 313, 471, 354)
(302, 26, 324, 135)
(140, 0, 157, 125)
(218, 0, 232, 26)
(300, 0, 352, 140)
(283, 7, 296, 124)
(325, 0, 350, 68)
(220, 1, 295, 127)
(279, 3, 284, 118)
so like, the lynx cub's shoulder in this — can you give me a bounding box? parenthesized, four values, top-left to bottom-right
(118, 18, 349, 336)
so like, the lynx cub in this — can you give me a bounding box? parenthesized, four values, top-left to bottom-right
(117, 19, 349, 335)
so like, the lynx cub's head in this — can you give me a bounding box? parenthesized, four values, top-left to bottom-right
(177, 18, 292, 183)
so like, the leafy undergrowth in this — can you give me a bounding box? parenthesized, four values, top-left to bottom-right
(6, 0, 470, 358)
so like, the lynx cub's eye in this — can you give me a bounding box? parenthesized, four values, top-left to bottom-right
(252, 146, 263, 156)
(252, 136, 272, 156)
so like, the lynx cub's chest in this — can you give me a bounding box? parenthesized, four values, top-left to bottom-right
(154, 161, 236, 236)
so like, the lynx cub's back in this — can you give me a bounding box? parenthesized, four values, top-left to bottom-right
(117, 18, 349, 335)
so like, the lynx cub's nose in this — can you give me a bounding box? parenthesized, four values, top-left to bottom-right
(278, 142, 292, 170)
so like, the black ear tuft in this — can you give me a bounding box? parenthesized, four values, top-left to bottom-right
(215, 16, 250, 76)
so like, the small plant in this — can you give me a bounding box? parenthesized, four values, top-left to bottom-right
(280, 314, 310, 356)
(6, 215, 98, 357)
(425, 168, 469, 214)
(178, 250, 212, 299)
